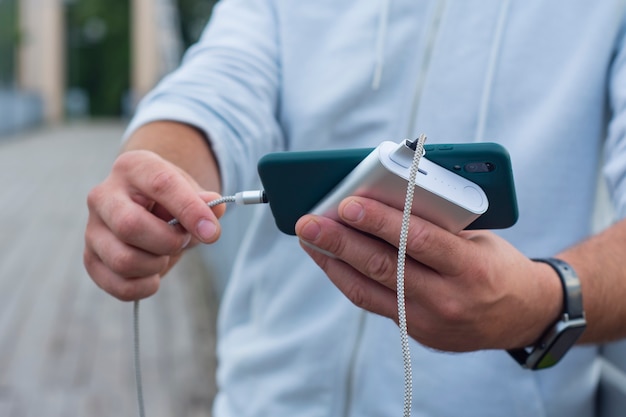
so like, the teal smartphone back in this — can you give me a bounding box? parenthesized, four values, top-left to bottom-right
(257, 143, 518, 235)
(257, 148, 371, 234)
(423, 143, 518, 230)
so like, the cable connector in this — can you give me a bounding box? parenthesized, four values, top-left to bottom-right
(235, 190, 268, 205)
(168, 190, 267, 226)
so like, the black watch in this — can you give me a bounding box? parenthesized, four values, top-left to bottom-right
(507, 257, 586, 370)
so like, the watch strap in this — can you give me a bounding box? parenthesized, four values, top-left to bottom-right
(533, 257, 584, 319)
(507, 257, 585, 369)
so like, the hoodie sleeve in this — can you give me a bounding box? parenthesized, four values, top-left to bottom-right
(124, 0, 284, 196)
(604, 14, 626, 219)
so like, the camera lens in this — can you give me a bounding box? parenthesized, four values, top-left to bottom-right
(466, 163, 479, 172)
(464, 162, 495, 173)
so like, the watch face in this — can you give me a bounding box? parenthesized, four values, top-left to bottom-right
(533, 321, 587, 370)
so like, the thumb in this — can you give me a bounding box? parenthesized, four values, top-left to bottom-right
(198, 191, 228, 219)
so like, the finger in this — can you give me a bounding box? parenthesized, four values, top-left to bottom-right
(88, 186, 193, 256)
(298, 235, 400, 319)
(337, 196, 472, 276)
(296, 214, 463, 339)
(114, 151, 221, 243)
(83, 247, 161, 301)
(150, 191, 228, 223)
(296, 214, 430, 292)
(198, 191, 228, 219)
(297, 218, 439, 325)
(85, 214, 171, 278)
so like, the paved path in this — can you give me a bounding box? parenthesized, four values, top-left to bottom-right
(0, 121, 218, 417)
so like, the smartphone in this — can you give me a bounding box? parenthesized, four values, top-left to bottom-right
(257, 141, 518, 235)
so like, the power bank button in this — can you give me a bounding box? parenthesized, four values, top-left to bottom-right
(463, 186, 485, 209)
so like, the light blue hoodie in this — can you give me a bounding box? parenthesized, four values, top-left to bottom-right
(126, 1, 626, 416)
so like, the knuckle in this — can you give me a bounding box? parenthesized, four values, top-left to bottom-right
(113, 151, 142, 172)
(149, 168, 177, 197)
(108, 250, 137, 275)
(114, 282, 140, 302)
(344, 281, 374, 311)
(363, 207, 392, 237)
(319, 230, 350, 257)
(405, 221, 431, 254)
(83, 247, 99, 276)
(176, 198, 202, 225)
(86, 185, 105, 211)
(472, 259, 490, 281)
(115, 282, 143, 302)
(161, 234, 187, 254)
(111, 210, 142, 242)
(82, 246, 160, 301)
(115, 277, 160, 302)
(436, 297, 467, 324)
(362, 251, 396, 282)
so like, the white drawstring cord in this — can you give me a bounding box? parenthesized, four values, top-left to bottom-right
(474, 0, 510, 142)
(372, 0, 391, 90)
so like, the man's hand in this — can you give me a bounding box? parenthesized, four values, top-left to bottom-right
(84, 150, 225, 301)
(295, 196, 563, 352)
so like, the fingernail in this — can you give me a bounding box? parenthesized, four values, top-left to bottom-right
(342, 200, 364, 222)
(181, 234, 192, 249)
(197, 219, 217, 241)
(300, 240, 337, 259)
(299, 219, 321, 242)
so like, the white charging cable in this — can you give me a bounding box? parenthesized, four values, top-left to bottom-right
(133, 134, 425, 417)
(397, 133, 427, 417)
(133, 300, 145, 417)
(166, 190, 267, 226)
(133, 191, 267, 417)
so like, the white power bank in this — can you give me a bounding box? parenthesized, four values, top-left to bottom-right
(309, 140, 488, 233)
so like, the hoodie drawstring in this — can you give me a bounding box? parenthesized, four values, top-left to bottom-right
(372, 0, 391, 90)
(474, 0, 510, 142)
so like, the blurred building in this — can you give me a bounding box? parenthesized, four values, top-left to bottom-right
(1, 0, 186, 136)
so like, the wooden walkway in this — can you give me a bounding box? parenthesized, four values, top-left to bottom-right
(0, 121, 218, 417)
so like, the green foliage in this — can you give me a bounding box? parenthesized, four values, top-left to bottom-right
(176, 0, 218, 48)
(66, 0, 130, 116)
(0, 0, 19, 87)
(65, 0, 217, 116)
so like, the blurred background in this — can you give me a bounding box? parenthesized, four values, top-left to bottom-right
(0, 1, 230, 416)
(2, 1, 626, 417)
(0, 0, 217, 131)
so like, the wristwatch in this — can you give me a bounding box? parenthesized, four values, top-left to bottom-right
(507, 257, 587, 370)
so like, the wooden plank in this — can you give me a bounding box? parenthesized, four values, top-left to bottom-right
(0, 122, 217, 417)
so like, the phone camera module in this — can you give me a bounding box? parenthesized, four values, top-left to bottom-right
(464, 162, 495, 173)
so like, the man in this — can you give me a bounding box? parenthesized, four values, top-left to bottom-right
(84, 1, 626, 416)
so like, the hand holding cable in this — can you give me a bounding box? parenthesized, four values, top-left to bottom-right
(84, 150, 228, 302)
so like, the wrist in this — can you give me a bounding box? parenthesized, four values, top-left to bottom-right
(508, 258, 586, 370)
(522, 260, 564, 346)
(509, 260, 563, 350)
